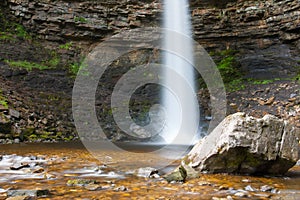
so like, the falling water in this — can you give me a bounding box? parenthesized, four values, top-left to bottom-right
(160, 0, 199, 144)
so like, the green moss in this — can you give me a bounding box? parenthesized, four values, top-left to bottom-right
(0, 90, 8, 109)
(226, 78, 245, 92)
(207, 49, 245, 92)
(0, 32, 16, 41)
(14, 23, 31, 40)
(164, 165, 187, 182)
(74, 16, 88, 23)
(59, 42, 73, 50)
(67, 179, 98, 186)
(68, 60, 89, 77)
(5, 60, 49, 71)
(251, 79, 275, 85)
(47, 56, 60, 68)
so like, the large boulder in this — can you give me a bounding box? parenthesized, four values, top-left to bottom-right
(183, 112, 299, 176)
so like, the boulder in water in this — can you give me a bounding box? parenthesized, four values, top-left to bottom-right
(182, 112, 299, 176)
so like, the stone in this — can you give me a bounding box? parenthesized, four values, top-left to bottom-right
(234, 191, 248, 197)
(0, 105, 8, 111)
(9, 109, 20, 119)
(6, 196, 29, 200)
(163, 165, 187, 182)
(182, 112, 299, 175)
(66, 179, 98, 187)
(260, 185, 274, 192)
(244, 185, 257, 192)
(7, 190, 50, 198)
(0, 115, 11, 134)
(136, 167, 158, 178)
(114, 186, 127, 191)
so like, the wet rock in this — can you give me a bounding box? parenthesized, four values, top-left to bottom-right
(136, 167, 158, 178)
(260, 185, 277, 193)
(244, 185, 257, 192)
(183, 113, 299, 175)
(198, 181, 212, 186)
(114, 186, 128, 191)
(212, 196, 233, 200)
(7, 189, 50, 198)
(10, 163, 30, 170)
(6, 196, 30, 200)
(66, 179, 98, 187)
(164, 165, 187, 182)
(84, 184, 102, 191)
(234, 191, 249, 198)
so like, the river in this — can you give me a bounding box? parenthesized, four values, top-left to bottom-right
(0, 141, 299, 199)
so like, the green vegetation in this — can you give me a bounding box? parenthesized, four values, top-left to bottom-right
(59, 42, 73, 50)
(1, 7, 31, 41)
(208, 49, 245, 92)
(68, 60, 89, 77)
(0, 23, 31, 41)
(14, 23, 31, 40)
(250, 79, 277, 85)
(74, 16, 88, 23)
(0, 90, 8, 109)
(0, 32, 16, 41)
(5, 60, 49, 71)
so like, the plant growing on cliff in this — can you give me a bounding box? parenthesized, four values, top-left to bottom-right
(207, 49, 244, 92)
(0, 32, 16, 41)
(74, 16, 88, 23)
(68, 59, 89, 77)
(14, 24, 31, 40)
(59, 42, 73, 50)
(0, 90, 8, 109)
(5, 60, 49, 71)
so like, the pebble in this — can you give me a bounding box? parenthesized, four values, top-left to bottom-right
(260, 185, 274, 192)
(245, 185, 257, 192)
(290, 93, 297, 98)
(84, 184, 102, 191)
(9, 109, 20, 119)
(234, 191, 248, 197)
(136, 167, 158, 178)
(198, 181, 212, 186)
(7, 189, 50, 197)
(114, 186, 127, 191)
(242, 179, 251, 183)
(6, 196, 29, 200)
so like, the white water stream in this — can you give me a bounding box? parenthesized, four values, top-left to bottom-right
(161, 0, 199, 144)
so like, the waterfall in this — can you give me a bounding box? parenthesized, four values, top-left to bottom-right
(160, 0, 199, 145)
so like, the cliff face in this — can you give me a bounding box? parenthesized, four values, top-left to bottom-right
(3, 0, 300, 79)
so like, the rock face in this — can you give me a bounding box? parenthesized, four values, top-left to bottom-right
(183, 112, 299, 175)
(3, 0, 300, 79)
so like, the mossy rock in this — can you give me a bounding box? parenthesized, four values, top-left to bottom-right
(67, 179, 98, 187)
(164, 165, 187, 182)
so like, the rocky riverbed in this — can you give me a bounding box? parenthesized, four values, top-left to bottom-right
(0, 142, 299, 200)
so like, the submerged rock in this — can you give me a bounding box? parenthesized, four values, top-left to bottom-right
(183, 112, 299, 175)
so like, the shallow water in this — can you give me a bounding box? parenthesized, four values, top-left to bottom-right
(0, 141, 299, 199)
